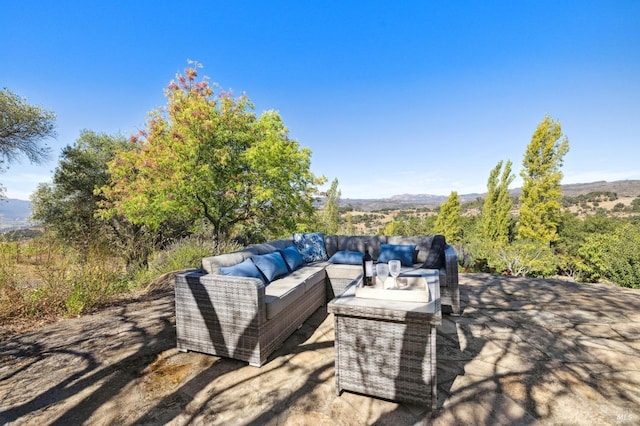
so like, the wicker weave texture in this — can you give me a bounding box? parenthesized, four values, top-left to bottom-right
(326, 277, 358, 301)
(444, 245, 460, 315)
(175, 270, 325, 366)
(334, 315, 437, 408)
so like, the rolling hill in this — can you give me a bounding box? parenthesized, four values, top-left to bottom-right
(2, 180, 639, 230)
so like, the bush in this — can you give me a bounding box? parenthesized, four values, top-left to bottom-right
(130, 234, 242, 290)
(577, 232, 617, 282)
(496, 240, 558, 277)
(0, 225, 249, 325)
(600, 224, 640, 288)
(0, 235, 126, 321)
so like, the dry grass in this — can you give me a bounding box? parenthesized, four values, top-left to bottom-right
(0, 235, 127, 329)
(0, 232, 221, 337)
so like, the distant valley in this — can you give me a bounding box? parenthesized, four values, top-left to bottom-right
(340, 179, 640, 211)
(0, 199, 31, 231)
(2, 180, 640, 231)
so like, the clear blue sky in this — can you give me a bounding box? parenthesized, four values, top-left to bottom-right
(2, 0, 639, 200)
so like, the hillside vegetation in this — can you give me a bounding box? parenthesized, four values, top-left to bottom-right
(2, 67, 639, 332)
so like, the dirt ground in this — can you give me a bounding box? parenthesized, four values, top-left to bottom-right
(2, 273, 640, 425)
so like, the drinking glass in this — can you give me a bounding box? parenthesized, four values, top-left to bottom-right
(388, 260, 401, 289)
(376, 262, 389, 287)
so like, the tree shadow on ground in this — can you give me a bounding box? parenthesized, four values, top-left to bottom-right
(131, 307, 334, 425)
(420, 274, 640, 424)
(2, 273, 639, 425)
(0, 297, 175, 425)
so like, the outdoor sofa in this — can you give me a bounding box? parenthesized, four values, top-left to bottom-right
(175, 233, 459, 366)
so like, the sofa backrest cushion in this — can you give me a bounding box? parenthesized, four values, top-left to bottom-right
(386, 236, 435, 264)
(202, 250, 255, 274)
(324, 234, 339, 258)
(252, 252, 289, 283)
(247, 238, 294, 255)
(218, 257, 265, 282)
(337, 235, 387, 259)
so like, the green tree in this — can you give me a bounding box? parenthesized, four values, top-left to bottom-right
(577, 232, 617, 282)
(0, 88, 55, 198)
(31, 130, 179, 271)
(555, 211, 586, 279)
(319, 178, 341, 234)
(435, 191, 462, 243)
(99, 64, 324, 242)
(31, 131, 130, 251)
(381, 215, 430, 236)
(517, 115, 569, 244)
(481, 160, 515, 246)
(601, 223, 640, 288)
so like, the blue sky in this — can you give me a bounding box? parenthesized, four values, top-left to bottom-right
(2, 1, 639, 200)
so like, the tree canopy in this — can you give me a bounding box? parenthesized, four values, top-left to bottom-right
(31, 130, 132, 251)
(435, 191, 462, 243)
(0, 88, 55, 197)
(318, 178, 341, 235)
(98, 64, 324, 241)
(518, 115, 569, 244)
(481, 160, 514, 246)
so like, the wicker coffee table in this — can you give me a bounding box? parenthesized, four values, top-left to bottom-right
(327, 271, 441, 409)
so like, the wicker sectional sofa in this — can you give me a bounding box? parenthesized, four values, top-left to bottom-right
(175, 234, 459, 366)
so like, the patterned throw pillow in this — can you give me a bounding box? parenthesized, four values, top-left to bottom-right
(293, 232, 328, 263)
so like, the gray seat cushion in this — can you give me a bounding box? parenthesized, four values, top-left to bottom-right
(264, 265, 326, 319)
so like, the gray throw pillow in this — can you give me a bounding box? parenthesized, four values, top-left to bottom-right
(421, 235, 446, 269)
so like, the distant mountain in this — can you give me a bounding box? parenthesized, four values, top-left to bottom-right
(2, 180, 640, 227)
(340, 192, 483, 211)
(556, 180, 640, 198)
(0, 199, 32, 231)
(340, 180, 640, 211)
(0, 199, 31, 220)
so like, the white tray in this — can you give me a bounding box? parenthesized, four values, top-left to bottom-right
(355, 276, 430, 303)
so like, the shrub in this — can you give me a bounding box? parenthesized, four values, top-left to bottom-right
(600, 224, 640, 288)
(496, 240, 558, 277)
(130, 234, 242, 290)
(577, 233, 617, 282)
(0, 235, 126, 321)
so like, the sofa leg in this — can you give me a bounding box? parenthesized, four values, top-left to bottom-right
(451, 301, 461, 316)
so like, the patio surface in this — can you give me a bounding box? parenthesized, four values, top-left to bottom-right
(1, 273, 639, 425)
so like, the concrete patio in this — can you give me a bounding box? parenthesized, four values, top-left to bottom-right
(1, 273, 639, 425)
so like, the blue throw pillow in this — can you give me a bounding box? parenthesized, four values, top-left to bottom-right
(252, 252, 289, 283)
(219, 258, 265, 283)
(278, 245, 304, 272)
(328, 250, 364, 265)
(377, 244, 416, 267)
(293, 232, 328, 263)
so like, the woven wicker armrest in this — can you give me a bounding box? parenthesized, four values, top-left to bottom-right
(444, 245, 458, 288)
(443, 245, 460, 315)
(176, 270, 267, 325)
